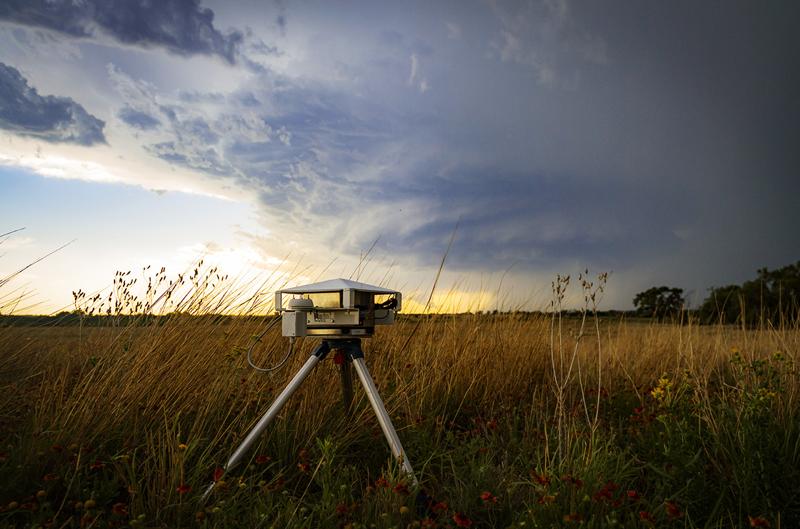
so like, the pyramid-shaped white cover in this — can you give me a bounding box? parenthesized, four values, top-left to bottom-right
(278, 278, 397, 294)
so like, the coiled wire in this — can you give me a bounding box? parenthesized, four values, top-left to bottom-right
(246, 317, 296, 372)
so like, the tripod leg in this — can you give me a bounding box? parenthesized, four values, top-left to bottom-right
(200, 341, 330, 502)
(351, 357, 417, 485)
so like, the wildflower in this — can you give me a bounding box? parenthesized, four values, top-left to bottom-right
(400, 505, 410, 514)
(665, 500, 683, 519)
(592, 481, 619, 503)
(36, 490, 46, 500)
(393, 483, 410, 495)
(268, 477, 285, 491)
(178, 443, 188, 451)
(255, 454, 271, 464)
(639, 511, 655, 524)
(537, 494, 556, 504)
(480, 491, 498, 504)
(111, 503, 128, 516)
(335, 503, 349, 515)
(89, 460, 105, 471)
(51, 444, 64, 453)
(421, 518, 438, 528)
(748, 516, 771, 528)
(431, 501, 448, 513)
(530, 471, 550, 487)
(213, 467, 224, 482)
(8, 501, 19, 510)
(84, 499, 97, 510)
(650, 387, 665, 400)
(297, 462, 310, 472)
(561, 474, 584, 488)
(563, 513, 583, 523)
(43, 473, 59, 482)
(176, 483, 191, 495)
(626, 490, 640, 501)
(375, 476, 390, 488)
(452, 512, 473, 527)
(195, 511, 206, 522)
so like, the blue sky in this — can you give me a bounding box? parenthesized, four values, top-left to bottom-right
(1, 0, 798, 313)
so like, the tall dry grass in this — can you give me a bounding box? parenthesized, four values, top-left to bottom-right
(0, 264, 798, 527)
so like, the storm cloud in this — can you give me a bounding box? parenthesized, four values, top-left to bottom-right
(0, 62, 105, 145)
(1, 0, 798, 307)
(0, 0, 242, 63)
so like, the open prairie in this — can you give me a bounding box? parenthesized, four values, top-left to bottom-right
(1, 287, 798, 528)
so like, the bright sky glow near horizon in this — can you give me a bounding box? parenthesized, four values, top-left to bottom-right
(1, 0, 798, 314)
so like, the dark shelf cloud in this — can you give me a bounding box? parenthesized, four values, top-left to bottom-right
(0, 62, 105, 145)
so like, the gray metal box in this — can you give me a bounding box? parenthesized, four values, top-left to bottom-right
(281, 311, 306, 337)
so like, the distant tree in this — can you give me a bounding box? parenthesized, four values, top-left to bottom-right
(633, 286, 685, 319)
(698, 262, 800, 325)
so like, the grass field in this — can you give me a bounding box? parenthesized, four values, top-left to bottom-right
(0, 270, 798, 528)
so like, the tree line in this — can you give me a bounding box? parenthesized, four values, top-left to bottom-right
(633, 261, 800, 325)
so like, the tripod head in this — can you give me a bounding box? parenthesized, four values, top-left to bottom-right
(276, 278, 401, 338)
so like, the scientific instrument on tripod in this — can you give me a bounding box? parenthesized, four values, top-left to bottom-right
(201, 279, 416, 502)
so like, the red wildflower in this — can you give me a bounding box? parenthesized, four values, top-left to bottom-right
(431, 501, 448, 513)
(639, 511, 656, 524)
(561, 474, 584, 488)
(592, 481, 619, 503)
(530, 471, 550, 486)
(176, 483, 191, 495)
(563, 513, 584, 523)
(393, 483, 410, 495)
(537, 494, 556, 504)
(748, 516, 771, 528)
(335, 502, 349, 515)
(297, 462, 310, 473)
(298, 448, 309, 461)
(255, 455, 271, 464)
(89, 460, 105, 471)
(452, 512, 473, 527)
(111, 503, 128, 516)
(420, 518, 438, 528)
(375, 476, 390, 488)
(486, 418, 498, 430)
(213, 467, 224, 482)
(51, 444, 64, 453)
(43, 473, 59, 482)
(480, 491, 498, 504)
(267, 477, 285, 491)
(665, 501, 683, 519)
(626, 490, 640, 501)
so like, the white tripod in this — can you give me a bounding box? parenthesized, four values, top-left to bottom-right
(201, 338, 416, 502)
